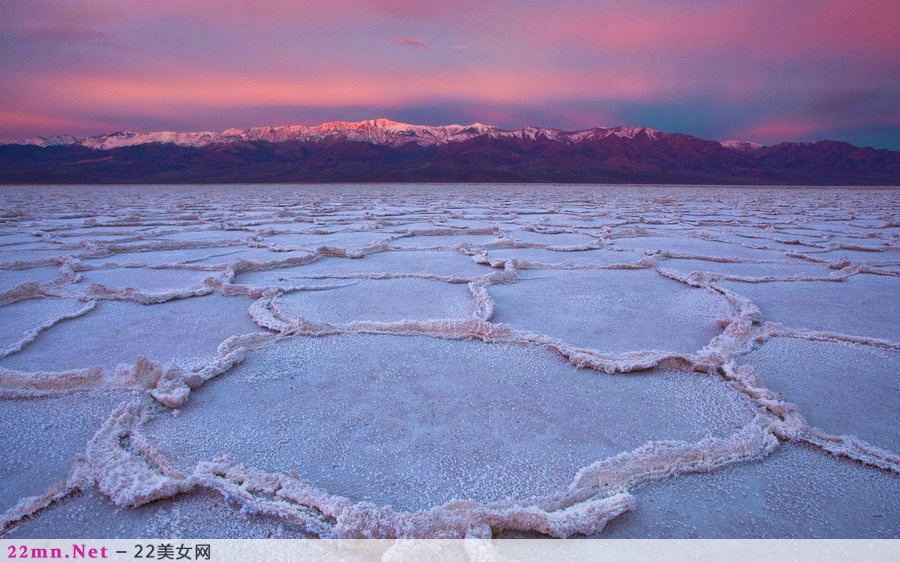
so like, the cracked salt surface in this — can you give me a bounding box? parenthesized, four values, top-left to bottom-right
(0, 184, 897, 538)
(238, 249, 490, 281)
(611, 235, 790, 261)
(391, 233, 507, 249)
(0, 299, 89, 353)
(659, 258, 834, 280)
(74, 268, 216, 293)
(486, 247, 641, 267)
(741, 338, 900, 452)
(142, 335, 753, 511)
(0, 267, 62, 292)
(600, 444, 899, 538)
(0, 390, 131, 513)
(488, 269, 732, 355)
(272, 279, 476, 323)
(508, 230, 600, 247)
(719, 275, 900, 341)
(4, 489, 311, 539)
(0, 296, 261, 374)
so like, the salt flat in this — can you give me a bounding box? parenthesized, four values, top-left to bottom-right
(0, 184, 897, 538)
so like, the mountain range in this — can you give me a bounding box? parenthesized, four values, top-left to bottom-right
(1, 119, 897, 185)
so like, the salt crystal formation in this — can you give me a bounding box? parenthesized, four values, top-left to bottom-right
(0, 184, 897, 538)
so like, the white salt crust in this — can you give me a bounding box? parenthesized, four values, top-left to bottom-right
(1, 184, 897, 538)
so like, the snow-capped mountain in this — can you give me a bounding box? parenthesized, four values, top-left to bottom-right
(18, 119, 506, 150)
(721, 140, 763, 152)
(4, 119, 896, 185)
(14, 118, 756, 152)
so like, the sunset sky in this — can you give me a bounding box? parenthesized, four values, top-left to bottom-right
(1, 0, 898, 148)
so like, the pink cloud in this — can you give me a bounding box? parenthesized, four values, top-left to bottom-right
(526, 0, 900, 57)
(0, 110, 118, 139)
(1, 0, 896, 146)
(365, 0, 481, 18)
(20, 63, 661, 118)
(390, 37, 428, 51)
(13, 24, 112, 43)
(734, 120, 823, 142)
(2, 0, 482, 29)
(731, 113, 899, 144)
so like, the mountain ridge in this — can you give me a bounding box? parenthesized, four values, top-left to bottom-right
(12, 119, 762, 151)
(2, 119, 897, 185)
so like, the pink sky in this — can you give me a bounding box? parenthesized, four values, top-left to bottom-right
(1, 0, 898, 148)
